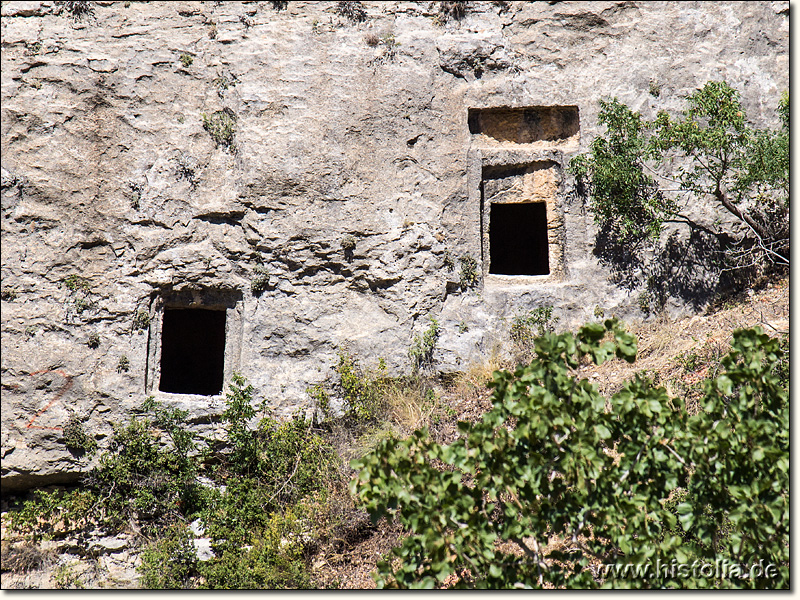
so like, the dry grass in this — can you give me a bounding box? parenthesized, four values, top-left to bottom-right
(579, 276, 788, 401)
(1, 541, 55, 575)
(452, 346, 506, 400)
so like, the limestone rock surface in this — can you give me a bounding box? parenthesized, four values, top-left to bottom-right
(0, 1, 788, 490)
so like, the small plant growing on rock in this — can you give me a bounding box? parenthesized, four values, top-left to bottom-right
(63, 412, 97, 456)
(341, 235, 356, 261)
(269, 0, 287, 9)
(179, 53, 194, 68)
(442, 251, 455, 272)
(24, 325, 38, 338)
(409, 318, 440, 372)
(1, 288, 18, 301)
(202, 109, 237, 151)
(335, 1, 367, 24)
(251, 264, 270, 297)
(458, 254, 479, 290)
(369, 33, 400, 65)
(364, 32, 380, 47)
(87, 332, 100, 348)
(213, 72, 240, 97)
(510, 306, 559, 360)
(648, 79, 662, 97)
(74, 297, 92, 314)
(175, 154, 199, 188)
(62, 274, 95, 317)
(335, 351, 388, 425)
(128, 181, 144, 210)
(63, 274, 91, 294)
(25, 41, 42, 56)
(117, 355, 130, 373)
(133, 310, 151, 332)
(54, 561, 85, 589)
(56, 1, 95, 22)
(380, 34, 398, 56)
(433, 0, 469, 25)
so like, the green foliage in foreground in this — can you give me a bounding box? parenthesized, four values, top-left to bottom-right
(352, 320, 788, 589)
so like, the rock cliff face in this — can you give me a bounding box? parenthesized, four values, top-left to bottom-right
(0, 1, 789, 490)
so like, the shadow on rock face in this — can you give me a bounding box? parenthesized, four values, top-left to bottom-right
(592, 221, 759, 313)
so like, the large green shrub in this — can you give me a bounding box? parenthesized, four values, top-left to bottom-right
(139, 524, 199, 589)
(190, 374, 338, 586)
(200, 508, 312, 589)
(88, 402, 203, 533)
(571, 82, 789, 267)
(352, 321, 788, 589)
(10, 375, 339, 590)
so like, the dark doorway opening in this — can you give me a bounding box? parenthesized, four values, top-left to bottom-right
(489, 202, 550, 275)
(159, 308, 226, 395)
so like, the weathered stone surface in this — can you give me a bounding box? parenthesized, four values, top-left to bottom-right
(0, 1, 788, 490)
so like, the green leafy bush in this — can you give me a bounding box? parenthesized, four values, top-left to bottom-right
(139, 523, 200, 589)
(48, 398, 203, 536)
(8, 489, 97, 543)
(200, 508, 312, 589)
(509, 306, 559, 360)
(196, 375, 338, 587)
(62, 413, 97, 456)
(334, 352, 388, 425)
(569, 98, 669, 240)
(408, 318, 440, 372)
(352, 321, 788, 589)
(205, 375, 339, 548)
(11, 378, 341, 589)
(571, 82, 788, 267)
(458, 255, 479, 290)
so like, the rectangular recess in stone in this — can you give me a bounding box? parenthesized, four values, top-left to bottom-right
(159, 308, 226, 396)
(468, 106, 579, 144)
(489, 202, 550, 276)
